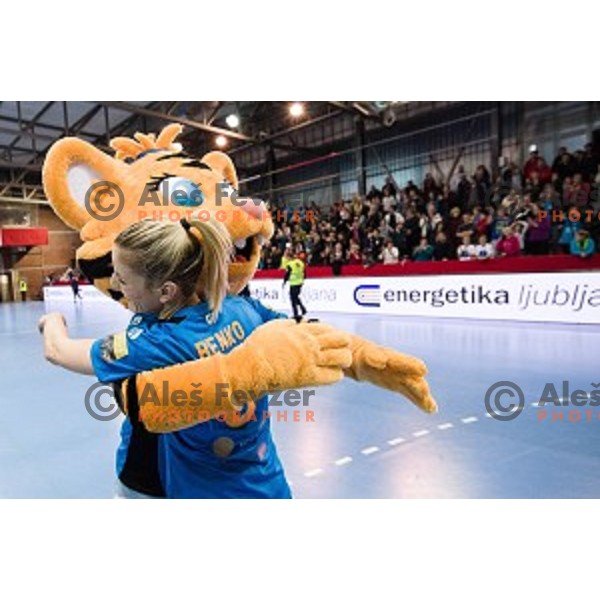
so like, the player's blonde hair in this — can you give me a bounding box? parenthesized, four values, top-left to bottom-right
(115, 216, 232, 320)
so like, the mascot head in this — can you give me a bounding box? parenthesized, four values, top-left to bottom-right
(42, 124, 272, 303)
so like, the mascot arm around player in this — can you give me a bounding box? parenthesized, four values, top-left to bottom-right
(43, 124, 437, 433)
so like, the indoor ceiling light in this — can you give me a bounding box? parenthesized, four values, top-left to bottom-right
(226, 114, 240, 128)
(289, 102, 304, 117)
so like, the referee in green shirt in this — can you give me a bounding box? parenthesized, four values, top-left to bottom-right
(282, 251, 308, 323)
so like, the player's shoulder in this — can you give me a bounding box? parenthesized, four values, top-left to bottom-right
(226, 294, 261, 312)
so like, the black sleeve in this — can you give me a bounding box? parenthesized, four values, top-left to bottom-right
(283, 266, 291, 284)
(113, 376, 141, 426)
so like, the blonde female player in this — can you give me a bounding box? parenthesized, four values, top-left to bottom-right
(39, 216, 305, 498)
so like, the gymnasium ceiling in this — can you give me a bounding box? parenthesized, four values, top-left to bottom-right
(0, 101, 451, 204)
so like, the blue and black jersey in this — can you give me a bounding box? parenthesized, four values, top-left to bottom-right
(90, 296, 292, 498)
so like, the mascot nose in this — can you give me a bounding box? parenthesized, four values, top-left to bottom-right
(239, 198, 266, 220)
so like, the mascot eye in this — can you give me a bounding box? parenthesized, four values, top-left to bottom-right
(163, 177, 204, 207)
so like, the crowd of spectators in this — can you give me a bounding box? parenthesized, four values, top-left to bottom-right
(259, 143, 600, 270)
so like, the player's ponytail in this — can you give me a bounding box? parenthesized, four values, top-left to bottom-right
(184, 217, 232, 320)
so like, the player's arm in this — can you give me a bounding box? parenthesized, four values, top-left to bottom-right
(38, 312, 95, 375)
(283, 265, 291, 285)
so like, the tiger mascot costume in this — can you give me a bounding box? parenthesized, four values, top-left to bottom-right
(43, 124, 437, 432)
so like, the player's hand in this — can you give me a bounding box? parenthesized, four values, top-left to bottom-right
(38, 312, 66, 334)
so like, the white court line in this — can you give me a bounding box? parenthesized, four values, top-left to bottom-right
(461, 416, 478, 424)
(387, 437, 405, 446)
(361, 446, 380, 456)
(437, 422, 454, 430)
(298, 412, 494, 483)
(304, 468, 323, 478)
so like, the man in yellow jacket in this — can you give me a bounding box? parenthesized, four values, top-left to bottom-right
(19, 279, 28, 302)
(282, 251, 308, 323)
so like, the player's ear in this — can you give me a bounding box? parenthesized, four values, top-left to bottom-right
(159, 281, 179, 304)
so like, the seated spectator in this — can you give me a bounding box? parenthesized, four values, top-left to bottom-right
(382, 177, 397, 199)
(565, 173, 591, 207)
(501, 190, 520, 217)
(351, 196, 363, 218)
(331, 242, 345, 275)
(446, 206, 462, 251)
(457, 235, 476, 261)
(366, 185, 382, 201)
(539, 183, 559, 211)
(433, 232, 453, 261)
(513, 194, 534, 224)
(495, 227, 521, 257)
(403, 208, 421, 253)
(456, 212, 475, 244)
(382, 188, 397, 212)
(570, 230, 596, 258)
(423, 172, 439, 198)
(490, 207, 511, 242)
(365, 203, 382, 229)
(501, 160, 522, 191)
(524, 171, 543, 201)
(535, 157, 552, 185)
(412, 237, 433, 262)
(524, 148, 550, 183)
(558, 216, 584, 254)
(381, 240, 400, 265)
(512, 221, 528, 251)
(524, 204, 551, 255)
(455, 168, 471, 207)
(405, 180, 419, 196)
(552, 147, 575, 184)
(474, 206, 493, 239)
(382, 207, 403, 237)
(361, 251, 375, 268)
(347, 242, 362, 265)
(391, 222, 409, 257)
(475, 234, 495, 260)
(473, 165, 491, 207)
(339, 203, 352, 224)
(425, 201, 443, 229)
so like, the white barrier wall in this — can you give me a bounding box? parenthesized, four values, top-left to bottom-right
(44, 285, 109, 302)
(250, 272, 600, 324)
(45, 272, 600, 324)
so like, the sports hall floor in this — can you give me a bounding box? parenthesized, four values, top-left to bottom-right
(1, 299, 599, 498)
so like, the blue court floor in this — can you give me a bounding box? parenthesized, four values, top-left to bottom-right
(1, 299, 599, 498)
